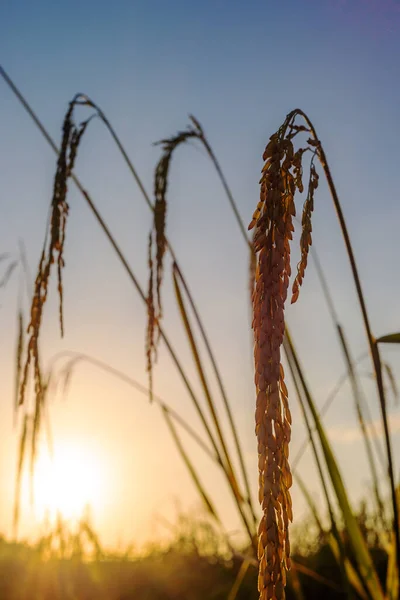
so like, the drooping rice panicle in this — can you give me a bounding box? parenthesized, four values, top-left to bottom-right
(250, 113, 318, 600)
(146, 121, 202, 398)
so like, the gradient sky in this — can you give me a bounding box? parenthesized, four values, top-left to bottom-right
(1, 0, 400, 549)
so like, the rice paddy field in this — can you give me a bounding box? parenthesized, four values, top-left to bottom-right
(1, 2, 400, 599)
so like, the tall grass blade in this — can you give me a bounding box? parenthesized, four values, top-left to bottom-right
(13, 414, 29, 535)
(173, 262, 257, 524)
(310, 244, 386, 524)
(336, 324, 386, 527)
(295, 474, 369, 600)
(288, 564, 305, 600)
(172, 264, 242, 505)
(291, 562, 343, 593)
(172, 265, 257, 549)
(228, 557, 251, 600)
(285, 328, 384, 600)
(0, 259, 18, 288)
(284, 335, 353, 599)
(384, 363, 399, 406)
(386, 529, 399, 600)
(14, 310, 24, 428)
(51, 350, 218, 463)
(162, 407, 220, 522)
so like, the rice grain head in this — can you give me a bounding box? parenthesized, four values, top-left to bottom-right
(146, 121, 203, 400)
(249, 114, 317, 600)
(18, 99, 94, 494)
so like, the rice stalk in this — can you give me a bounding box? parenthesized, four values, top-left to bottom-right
(250, 107, 399, 595)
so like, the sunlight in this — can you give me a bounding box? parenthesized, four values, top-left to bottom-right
(33, 443, 104, 522)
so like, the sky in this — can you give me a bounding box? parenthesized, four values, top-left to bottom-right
(1, 0, 400, 550)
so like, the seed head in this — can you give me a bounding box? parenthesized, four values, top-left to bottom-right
(250, 112, 318, 599)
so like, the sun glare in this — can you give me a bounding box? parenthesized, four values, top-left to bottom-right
(33, 443, 104, 522)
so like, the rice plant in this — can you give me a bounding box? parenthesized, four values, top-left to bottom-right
(1, 64, 399, 600)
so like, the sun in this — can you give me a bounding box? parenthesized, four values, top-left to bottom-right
(33, 442, 104, 522)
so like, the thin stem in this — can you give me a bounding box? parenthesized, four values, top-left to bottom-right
(49, 350, 218, 464)
(283, 336, 353, 600)
(284, 340, 336, 520)
(310, 245, 386, 518)
(173, 262, 257, 525)
(295, 108, 400, 575)
(76, 95, 154, 211)
(199, 135, 251, 248)
(291, 350, 389, 471)
(285, 327, 384, 600)
(337, 324, 387, 528)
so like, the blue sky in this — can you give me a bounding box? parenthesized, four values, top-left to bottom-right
(1, 0, 400, 547)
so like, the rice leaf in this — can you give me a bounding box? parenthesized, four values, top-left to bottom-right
(376, 333, 400, 344)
